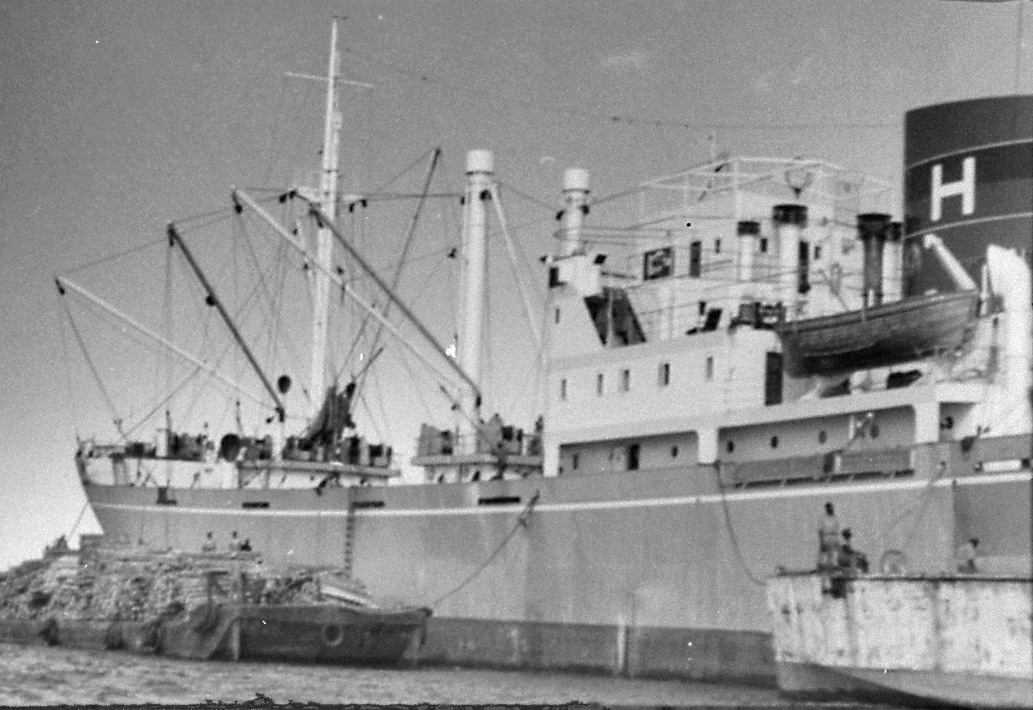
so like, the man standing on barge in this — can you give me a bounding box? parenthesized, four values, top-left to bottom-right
(818, 502, 840, 570)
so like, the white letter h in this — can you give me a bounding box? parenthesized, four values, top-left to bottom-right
(930, 156, 975, 222)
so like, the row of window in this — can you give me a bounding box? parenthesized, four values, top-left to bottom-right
(565, 423, 882, 473)
(558, 357, 716, 400)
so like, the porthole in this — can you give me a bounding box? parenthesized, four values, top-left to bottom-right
(770, 435, 779, 449)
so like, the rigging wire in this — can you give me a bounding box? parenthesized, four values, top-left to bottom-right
(123, 367, 203, 438)
(366, 147, 442, 200)
(66, 501, 90, 540)
(56, 294, 81, 441)
(875, 458, 948, 560)
(495, 180, 556, 213)
(63, 236, 167, 276)
(235, 210, 295, 383)
(341, 46, 897, 133)
(343, 148, 441, 384)
(60, 297, 126, 441)
(161, 231, 174, 433)
(259, 75, 297, 189)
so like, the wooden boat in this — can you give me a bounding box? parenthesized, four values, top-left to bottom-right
(0, 545, 430, 666)
(767, 572, 1033, 709)
(776, 290, 980, 377)
(235, 603, 429, 665)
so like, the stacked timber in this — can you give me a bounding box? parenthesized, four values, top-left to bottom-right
(0, 539, 374, 650)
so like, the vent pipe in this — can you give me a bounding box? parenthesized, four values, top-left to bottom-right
(772, 204, 807, 308)
(858, 213, 891, 307)
(737, 220, 760, 283)
(560, 168, 590, 256)
(883, 221, 903, 303)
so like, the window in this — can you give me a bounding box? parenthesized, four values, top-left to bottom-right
(705, 356, 714, 381)
(560, 378, 567, 401)
(670, 445, 679, 458)
(596, 373, 604, 395)
(572, 452, 579, 470)
(759, 237, 769, 253)
(554, 307, 561, 324)
(770, 435, 779, 449)
(798, 240, 810, 294)
(620, 369, 630, 392)
(765, 351, 783, 405)
(658, 362, 670, 386)
(689, 240, 702, 277)
(814, 245, 822, 260)
(714, 238, 721, 254)
(726, 440, 735, 453)
(627, 443, 640, 471)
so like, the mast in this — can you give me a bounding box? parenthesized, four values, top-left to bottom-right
(457, 150, 493, 453)
(310, 17, 342, 407)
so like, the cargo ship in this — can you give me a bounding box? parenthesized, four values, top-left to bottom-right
(58, 20, 1032, 686)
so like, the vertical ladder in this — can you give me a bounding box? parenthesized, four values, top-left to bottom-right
(343, 501, 356, 577)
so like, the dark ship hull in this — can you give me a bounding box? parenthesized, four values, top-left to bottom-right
(776, 290, 980, 377)
(236, 603, 429, 665)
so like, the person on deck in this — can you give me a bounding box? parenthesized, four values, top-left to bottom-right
(838, 528, 869, 573)
(201, 531, 216, 553)
(817, 502, 840, 571)
(956, 537, 979, 573)
(228, 530, 241, 554)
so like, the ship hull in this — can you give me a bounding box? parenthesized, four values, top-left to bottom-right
(236, 604, 429, 665)
(83, 436, 1032, 684)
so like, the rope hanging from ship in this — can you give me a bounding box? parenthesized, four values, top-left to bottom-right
(709, 466, 765, 587)
(428, 491, 540, 608)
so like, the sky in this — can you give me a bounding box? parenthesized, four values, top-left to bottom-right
(0, 0, 1029, 571)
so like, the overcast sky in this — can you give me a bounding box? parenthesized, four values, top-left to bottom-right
(0, 0, 1028, 570)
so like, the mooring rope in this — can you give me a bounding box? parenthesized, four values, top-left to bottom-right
(709, 465, 766, 587)
(429, 490, 540, 608)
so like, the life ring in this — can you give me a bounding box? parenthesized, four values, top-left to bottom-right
(322, 623, 345, 648)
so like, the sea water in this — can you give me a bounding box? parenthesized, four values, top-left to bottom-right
(0, 642, 900, 707)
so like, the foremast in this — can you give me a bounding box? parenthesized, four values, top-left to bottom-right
(309, 17, 342, 408)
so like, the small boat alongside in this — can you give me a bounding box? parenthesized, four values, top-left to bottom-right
(236, 603, 429, 665)
(0, 538, 430, 666)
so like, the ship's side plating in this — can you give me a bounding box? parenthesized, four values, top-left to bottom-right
(87, 431, 1030, 681)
